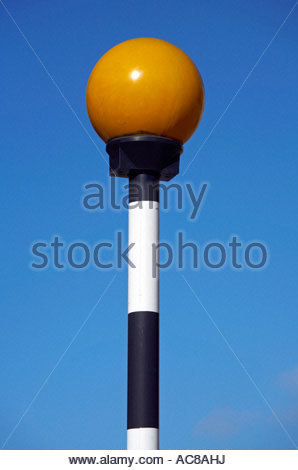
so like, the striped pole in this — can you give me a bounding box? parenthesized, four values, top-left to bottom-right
(106, 135, 182, 450)
(127, 173, 160, 450)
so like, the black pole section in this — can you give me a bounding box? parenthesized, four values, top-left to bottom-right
(129, 173, 160, 203)
(127, 310, 159, 430)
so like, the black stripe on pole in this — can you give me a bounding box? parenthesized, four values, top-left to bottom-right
(129, 173, 159, 203)
(127, 311, 159, 429)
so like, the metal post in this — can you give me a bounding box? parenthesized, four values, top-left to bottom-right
(106, 136, 182, 449)
(127, 173, 160, 449)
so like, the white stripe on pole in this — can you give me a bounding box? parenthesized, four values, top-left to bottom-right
(128, 200, 160, 314)
(127, 428, 159, 450)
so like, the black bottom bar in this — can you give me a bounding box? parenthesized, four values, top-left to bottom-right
(127, 311, 159, 429)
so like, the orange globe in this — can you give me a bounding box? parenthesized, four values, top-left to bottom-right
(86, 38, 204, 144)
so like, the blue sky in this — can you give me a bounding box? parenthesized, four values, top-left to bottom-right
(1, 0, 298, 450)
